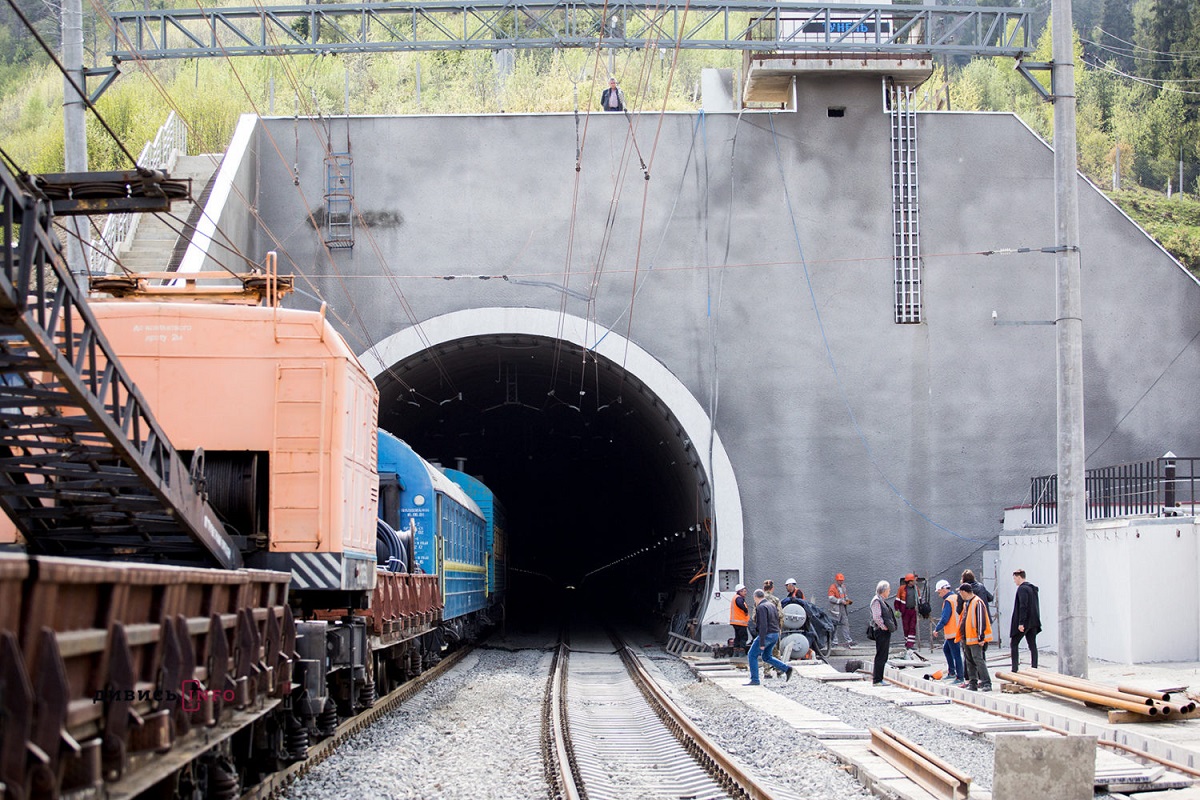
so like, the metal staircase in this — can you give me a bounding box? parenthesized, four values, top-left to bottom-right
(0, 163, 242, 568)
(889, 79, 921, 324)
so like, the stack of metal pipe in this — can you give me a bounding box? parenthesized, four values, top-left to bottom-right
(995, 668, 1196, 718)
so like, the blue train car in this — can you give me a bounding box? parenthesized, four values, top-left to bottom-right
(376, 431, 488, 622)
(442, 468, 507, 611)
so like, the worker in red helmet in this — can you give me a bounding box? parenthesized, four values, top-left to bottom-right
(895, 573, 919, 653)
(827, 573, 855, 647)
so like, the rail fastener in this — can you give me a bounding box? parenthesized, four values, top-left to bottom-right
(867, 726, 972, 800)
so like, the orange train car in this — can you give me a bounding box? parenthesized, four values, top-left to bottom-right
(88, 300, 379, 596)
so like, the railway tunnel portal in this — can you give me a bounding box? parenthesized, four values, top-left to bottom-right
(364, 308, 745, 633)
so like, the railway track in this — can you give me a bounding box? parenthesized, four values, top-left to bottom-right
(243, 647, 470, 799)
(544, 629, 780, 800)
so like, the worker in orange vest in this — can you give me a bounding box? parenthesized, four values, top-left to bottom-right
(729, 584, 750, 651)
(957, 582, 993, 692)
(931, 580, 963, 683)
(827, 573, 855, 647)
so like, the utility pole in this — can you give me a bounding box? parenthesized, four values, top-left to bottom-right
(62, 0, 90, 281)
(1052, 0, 1088, 677)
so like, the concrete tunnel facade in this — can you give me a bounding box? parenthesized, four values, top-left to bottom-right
(182, 70, 1200, 639)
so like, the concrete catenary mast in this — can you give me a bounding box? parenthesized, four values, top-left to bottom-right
(1052, 0, 1088, 677)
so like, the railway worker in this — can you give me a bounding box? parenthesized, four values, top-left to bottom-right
(729, 584, 750, 651)
(894, 573, 919, 653)
(869, 580, 896, 685)
(781, 578, 805, 605)
(1009, 569, 1042, 672)
(827, 573, 855, 647)
(957, 583, 993, 692)
(761, 579, 784, 619)
(601, 78, 625, 111)
(931, 580, 963, 683)
(744, 589, 794, 686)
(958, 569, 993, 608)
(959, 569, 993, 651)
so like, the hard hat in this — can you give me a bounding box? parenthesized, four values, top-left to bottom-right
(785, 578, 797, 585)
(935, 579, 951, 591)
(904, 573, 916, 581)
(735, 584, 745, 591)
(835, 573, 845, 581)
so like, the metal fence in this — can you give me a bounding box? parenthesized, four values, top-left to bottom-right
(1030, 456, 1199, 525)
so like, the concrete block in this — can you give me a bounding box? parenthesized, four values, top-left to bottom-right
(993, 733, 1096, 800)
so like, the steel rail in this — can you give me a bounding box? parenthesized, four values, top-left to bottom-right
(868, 726, 971, 800)
(545, 642, 582, 800)
(243, 646, 470, 799)
(615, 639, 775, 799)
(109, 1, 1033, 61)
(886, 673, 1200, 780)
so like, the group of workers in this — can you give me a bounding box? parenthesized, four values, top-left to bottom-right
(728, 574, 857, 682)
(873, 569, 1042, 691)
(732, 568, 1042, 692)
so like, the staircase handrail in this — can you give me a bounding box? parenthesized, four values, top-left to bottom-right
(89, 111, 188, 275)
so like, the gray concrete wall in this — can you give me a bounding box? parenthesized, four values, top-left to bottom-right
(239, 74, 1200, 618)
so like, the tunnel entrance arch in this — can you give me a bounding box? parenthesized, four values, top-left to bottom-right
(361, 308, 744, 635)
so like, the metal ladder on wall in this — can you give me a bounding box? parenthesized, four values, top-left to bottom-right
(324, 153, 354, 248)
(0, 164, 242, 568)
(889, 80, 921, 324)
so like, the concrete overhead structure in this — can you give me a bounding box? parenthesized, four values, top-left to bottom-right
(183, 66, 1200, 640)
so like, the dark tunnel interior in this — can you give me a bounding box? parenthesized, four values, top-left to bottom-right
(376, 334, 714, 631)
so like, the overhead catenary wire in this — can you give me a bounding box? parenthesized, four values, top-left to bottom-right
(110, 0, 441, 394)
(549, 1, 647, 398)
(240, 10, 457, 391)
(1094, 28, 1200, 59)
(1084, 58, 1200, 95)
(1082, 37, 1200, 66)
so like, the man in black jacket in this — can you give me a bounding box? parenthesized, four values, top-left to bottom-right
(745, 589, 795, 685)
(1010, 569, 1042, 671)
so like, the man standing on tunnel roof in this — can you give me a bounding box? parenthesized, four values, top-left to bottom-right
(827, 573, 855, 647)
(601, 77, 625, 111)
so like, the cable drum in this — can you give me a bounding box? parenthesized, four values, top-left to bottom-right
(375, 519, 408, 572)
(202, 452, 262, 538)
(780, 633, 810, 662)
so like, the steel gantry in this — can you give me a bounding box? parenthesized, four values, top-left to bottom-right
(108, 1, 1033, 62)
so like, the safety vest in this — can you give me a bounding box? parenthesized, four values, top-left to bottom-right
(730, 595, 749, 627)
(828, 582, 846, 602)
(941, 593, 960, 639)
(961, 594, 992, 645)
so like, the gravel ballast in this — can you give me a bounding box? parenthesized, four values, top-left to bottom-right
(286, 634, 1012, 799)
